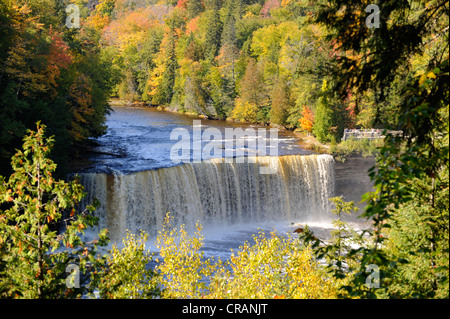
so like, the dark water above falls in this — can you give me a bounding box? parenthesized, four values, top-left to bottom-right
(80, 106, 315, 174)
(78, 106, 337, 256)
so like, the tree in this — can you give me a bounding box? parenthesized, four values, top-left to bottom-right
(385, 158, 449, 298)
(186, 0, 203, 20)
(269, 78, 290, 126)
(306, 0, 449, 298)
(238, 58, 267, 107)
(156, 213, 213, 299)
(316, 0, 448, 120)
(150, 19, 179, 105)
(204, 0, 223, 61)
(219, 2, 239, 81)
(0, 1, 116, 177)
(312, 80, 333, 142)
(300, 197, 363, 298)
(298, 105, 314, 133)
(156, 213, 338, 299)
(0, 122, 108, 298)
(234, 58, 268, 123)
(230, 98, 260, 123)
(208, 231, 337, 299)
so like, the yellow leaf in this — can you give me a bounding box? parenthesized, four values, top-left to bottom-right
(419, 74, 427, 85)
(426, 71, 436, 79)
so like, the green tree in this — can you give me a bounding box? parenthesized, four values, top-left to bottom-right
(0, 122, 108, 298)
(300, 197, 363, 297)
(308, 0, 449, 298)
(204, 0, 223, 61)
(312, 80, 333, 142)
(313, 79, 353, 143)
(385, 159, 449, 298)
(186, 0, 203, 20)
(219, 2, 239, 82)
(152, 21, 179, 105)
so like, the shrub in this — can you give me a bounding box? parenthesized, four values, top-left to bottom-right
(329, 138, 383, 162)
(155, 213, 213, 298)
(207, 231, 338, 299)
(95, 231, 160, 299)
(155, 213, 337, 299)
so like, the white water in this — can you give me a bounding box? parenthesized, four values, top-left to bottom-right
(79, 154, 335, 244)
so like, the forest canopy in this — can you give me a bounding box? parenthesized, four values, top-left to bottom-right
(83, 0, 356, 139)
(0, 0, 118, 177)
(3, 0, 446, 174)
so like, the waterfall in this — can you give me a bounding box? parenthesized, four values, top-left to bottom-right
(79, 154, 335, 242)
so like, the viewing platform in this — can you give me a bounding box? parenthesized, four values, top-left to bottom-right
(342, 129, 402, 141)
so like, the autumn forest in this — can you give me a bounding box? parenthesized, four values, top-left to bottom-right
(0, 0, 388, 176)
(0, 0, 448, 300)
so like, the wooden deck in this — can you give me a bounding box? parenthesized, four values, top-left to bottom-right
(342, 129, 402, 141)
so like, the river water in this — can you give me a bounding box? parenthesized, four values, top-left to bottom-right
(79, 106, 336, 258)
(80, 105, 315, 174)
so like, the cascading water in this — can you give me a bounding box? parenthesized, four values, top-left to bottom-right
(79, 154, 335, 242)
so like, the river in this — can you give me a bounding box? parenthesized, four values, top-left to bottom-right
(79, 105, 315, 174)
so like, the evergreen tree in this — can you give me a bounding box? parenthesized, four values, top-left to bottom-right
(221, 12, 238, 58)
(204, 0, 223, 61)
(186, 0, 203, 20)
(161, 24, 178, 104)
(238, 59, 266, 107)
(152, 21, 179, 105)
(220, 0, 239, 79)
(304, 0, 449, 299)
(0, 123, 108, 298)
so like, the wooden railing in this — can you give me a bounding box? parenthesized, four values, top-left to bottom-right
(342, 129, 402, 141)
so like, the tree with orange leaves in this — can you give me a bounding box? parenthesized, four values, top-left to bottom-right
(299, 105, 314, 133)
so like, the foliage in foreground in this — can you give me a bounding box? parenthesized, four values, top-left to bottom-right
(101, 213, 338, 299)
(94, 231, 160, 299)
(0, 123, 108, 298)
(0, 124, 337, 299)
(206, 229, 337, 299)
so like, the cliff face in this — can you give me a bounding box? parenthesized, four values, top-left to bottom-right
(334, 156, 376, 219)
